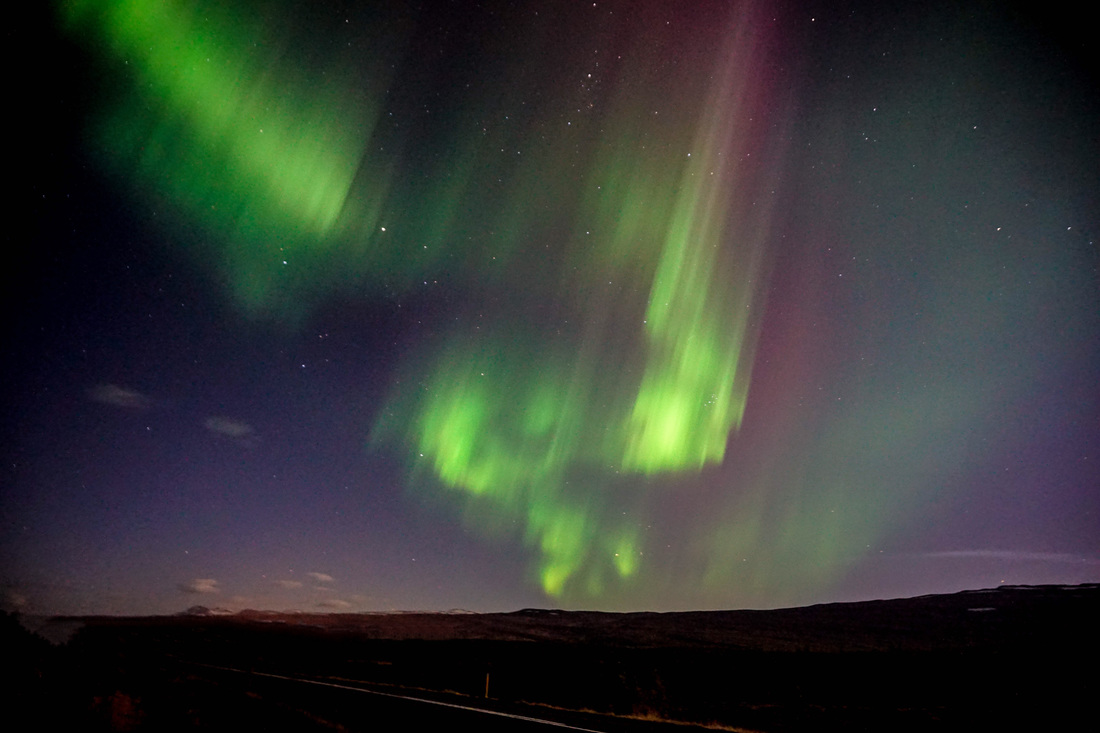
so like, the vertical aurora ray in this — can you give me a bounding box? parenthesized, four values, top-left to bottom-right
(621, 16, 772, 474)
(375, 3, 783, 599)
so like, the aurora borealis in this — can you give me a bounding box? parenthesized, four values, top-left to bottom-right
(5, 0, 1098, 615)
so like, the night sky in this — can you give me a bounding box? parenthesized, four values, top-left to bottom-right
(7, 0, 1098, 616)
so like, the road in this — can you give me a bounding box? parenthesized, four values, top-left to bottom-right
(186, 663, 726, 732)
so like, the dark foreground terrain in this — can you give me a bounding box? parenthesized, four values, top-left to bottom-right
(6, 584, 1097, 731)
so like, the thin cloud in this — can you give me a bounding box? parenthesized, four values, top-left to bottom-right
(178, 578, 219, 594)
(275, 580, 303, 589)
(205, 416, 259, 446)
(307, 572, 334, 583)
(317, 599, 352, 610)
(89, 383, 151, 409)
(204, 416, 255, 438)
(924, 550, 1100, 565)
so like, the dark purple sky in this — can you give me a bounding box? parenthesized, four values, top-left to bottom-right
(6, 0, 1098, 615)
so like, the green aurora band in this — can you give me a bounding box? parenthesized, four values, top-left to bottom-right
(60, 0, 400, 320)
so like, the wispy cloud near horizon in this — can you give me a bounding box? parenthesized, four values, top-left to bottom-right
(178, 578, 220, 594)
(922, 550, 1100, 565)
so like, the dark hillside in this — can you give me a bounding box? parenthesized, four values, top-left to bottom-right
(10, 584, 1097, 731)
